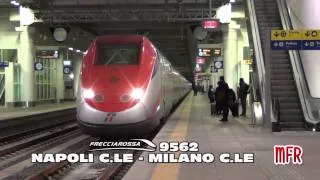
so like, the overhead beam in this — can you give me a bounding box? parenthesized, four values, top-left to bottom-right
(35, 8, 218, 23)
(37, 4, 218, 10)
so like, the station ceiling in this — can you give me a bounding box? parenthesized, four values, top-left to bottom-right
(0, 0, 243, 82)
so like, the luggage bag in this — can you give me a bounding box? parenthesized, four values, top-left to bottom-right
(231, 102, 239, 117)
(211, 103, 216, 115)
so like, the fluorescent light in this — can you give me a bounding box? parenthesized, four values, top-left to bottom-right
(11, 1, 20, 6)
(76, 49, 81, 53)
(69, 73, 74, 80)
(216, 3, 232, 23)
(230, 0, 235, 3)
(68, 47, 74, 51)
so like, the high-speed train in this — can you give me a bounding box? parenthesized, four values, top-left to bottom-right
(76, 35, 191, 137)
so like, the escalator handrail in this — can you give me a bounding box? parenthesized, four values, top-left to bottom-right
(272, 98, 281, 123)
(246, 0, 266, 83)
(277, 0, 319, 124)
(246, 0, 268, 121)
(0, 74, 5, 98)
(246, 0, 275, 122)
(249, 72, 258, 102)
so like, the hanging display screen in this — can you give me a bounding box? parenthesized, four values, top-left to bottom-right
(203, 20, 219, 29)
(196, 57, 206, 64)
(213, 48, 222, 57)
(198, 48, 213, 57)
(63, 60, 72, 66)
(36, 50, 59, 59)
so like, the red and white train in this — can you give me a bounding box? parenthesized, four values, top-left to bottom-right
(76, 35, 191, 137)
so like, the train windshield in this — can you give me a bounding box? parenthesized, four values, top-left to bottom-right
(95, 44, 140, 65)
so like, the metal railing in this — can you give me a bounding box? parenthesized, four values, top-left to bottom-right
(0, 74, 4, 101)
(250, 72, 259, 102)
(246, 0, 270, 126)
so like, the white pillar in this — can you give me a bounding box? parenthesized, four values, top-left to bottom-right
(72, 53, 83, 99)
(5, 62, 14, 107)
(237, 38, 243, 87)
(223, 27, 238, 91)
(56, 54, 65, 103)
(18, 27, 35, 107)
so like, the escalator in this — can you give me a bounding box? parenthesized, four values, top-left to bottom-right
(247, 0, 306, 130)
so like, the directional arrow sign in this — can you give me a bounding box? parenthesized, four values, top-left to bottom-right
(302, 30, 320, 40)
(302, 40, 320, 50)
(305, 31, 310, 37)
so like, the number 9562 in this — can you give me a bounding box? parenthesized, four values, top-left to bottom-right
(159, 142, 199, 152)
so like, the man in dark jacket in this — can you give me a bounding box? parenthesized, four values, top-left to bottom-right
(215, 76, 229, 121)
(238, 78, 250, 116)
(228, 88, 238, 117)
(192, 83, 198, 96)
(215, 76, 225, 114)
(208, 85, 215, 115)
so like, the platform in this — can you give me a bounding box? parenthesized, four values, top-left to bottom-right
(0, 101, 76, 121)
(123, 93, 320, 180)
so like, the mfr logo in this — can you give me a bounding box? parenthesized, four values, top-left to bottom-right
(274, 145, 303, 165)
(105, 113, 116, 122)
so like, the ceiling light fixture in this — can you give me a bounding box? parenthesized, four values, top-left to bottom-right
(10, 0, 20, 6)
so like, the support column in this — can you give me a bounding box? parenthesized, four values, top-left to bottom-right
(5, 63, 14, 107)
(223, 27, 238, 91)
(73, 56, 82, 99)
(56, 52, 65, 103)
(18, 27, 35, 107)
(237, 38, 243, 85)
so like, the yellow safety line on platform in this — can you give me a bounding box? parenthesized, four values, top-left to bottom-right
(151, 94, 193, 180)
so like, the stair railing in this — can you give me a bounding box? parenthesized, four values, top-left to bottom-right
(0, 74, 5, 100)
(249, 71, 261, 126)
(246, 0, 270, 126)
(271, 98, 281, 131)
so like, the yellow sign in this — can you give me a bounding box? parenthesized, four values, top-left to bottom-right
(271, 30, 302, 40)
(244, 59, 252, 65)
(271, 29, 320, 40)
(301, 30, 320, 40)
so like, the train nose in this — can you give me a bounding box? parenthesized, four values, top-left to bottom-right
(81, 65, 149, 112)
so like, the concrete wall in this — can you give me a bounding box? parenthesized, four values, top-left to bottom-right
(0, 20, 19, 49)
(0, 10, 95, 104)
(286, 0, 320, 98)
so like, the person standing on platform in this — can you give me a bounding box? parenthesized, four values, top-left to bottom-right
(228, 87, 238, 117)
(215, 76, 229, 121)
(192, 83, 198, 96)
(238, 78, 250, 116)
(208, 85, 215, 115)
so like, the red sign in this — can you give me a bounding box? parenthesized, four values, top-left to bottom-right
(203, 20, 219, 29)
(196, 57, 206, 64)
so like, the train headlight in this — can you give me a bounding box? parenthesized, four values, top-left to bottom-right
(83, 89, 95, 99)
(130, 88, 144, 100)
